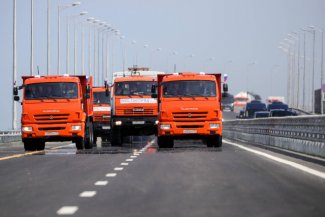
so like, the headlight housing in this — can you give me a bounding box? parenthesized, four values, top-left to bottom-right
(71, 125, 81, 131)
(22, 126, 32, 132)
(160, 124, 171, 130)
(115, 121, 122, 126)
(210, 123, 220, 129)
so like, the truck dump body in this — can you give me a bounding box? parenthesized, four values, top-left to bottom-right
(156, 72, 224, 148)
(18, 75, 94, 151)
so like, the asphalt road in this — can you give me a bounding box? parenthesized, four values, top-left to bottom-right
(0, 112, 324, 217)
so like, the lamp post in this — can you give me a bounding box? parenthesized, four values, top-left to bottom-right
(166, 51, 178, 72)
(184, 54, 195, 70)
(57, 1, 80, 75)
(12, 0, 17, 130)
(288, 33, 300, 108)
(246, 61, 256, 98)
(320, 29, 324, 114)
(30, 0, 34, 75)
(150, 48, 162, 69)
(86, 17, 94, 76)
(47, 0, 50, 74)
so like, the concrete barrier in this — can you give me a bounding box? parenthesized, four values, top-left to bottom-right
(223, 115, 325, 158)
(0, 131, 21, 143)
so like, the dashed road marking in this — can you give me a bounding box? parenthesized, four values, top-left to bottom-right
(133, 153, 140, 156)
(57, 206, 78, 215)
(130, 156, 137, 158)
(225, 140, 325, 180)
(106, 173, 117, 177)
(121, 162, 129, 166)
(94, 181, 108, 186)
(114, 167, 124, 171)
(79, 191, 97, 198)
(126, 159, 133, 162)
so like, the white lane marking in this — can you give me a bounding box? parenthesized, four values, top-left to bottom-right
(130, 156, 137, 158)
(225, 140, 325, 179)
(106, 173, 117, 177)
(114, 167, 124, 171)
(126, 159, 133, 162)
(79, 191, 97, 198)
(121, 162, 129, 166)
(94, 181, 108, 186)
(133, 153, 140, 156)
(57, 206, 78, 215)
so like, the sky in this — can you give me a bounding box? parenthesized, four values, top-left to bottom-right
(1, 0, 325, 130)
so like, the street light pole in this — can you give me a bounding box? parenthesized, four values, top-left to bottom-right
(320, 29, 324, 114)
(12, 0, 17, 130)
(47, 0, 51, 75)
(30, 0, 34, 75)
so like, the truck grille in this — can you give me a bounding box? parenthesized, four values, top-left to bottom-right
(176, 125, 203, 128)
(172, 112, 208, 122)
(38, 127, 65, 131)
(34, 114, 69, 123)
(122, 108, 154, 115)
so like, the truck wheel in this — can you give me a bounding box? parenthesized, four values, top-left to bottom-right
(158, 136, 174, 148)
(85, 122, 94, 149)
(36, 140, 45, 151)
(215, 135, 222, 148)
(75, 137, 85, 150)
(207, 135, 222, 148)
(111, 128, 122, 146)
(23, 139, 36, 151)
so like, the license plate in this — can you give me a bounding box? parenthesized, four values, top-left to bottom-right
(102, 126, 111, 130)
(45, 132, 59, 136)
(132, 121, 145, 125)
(183, 130, 197, 134)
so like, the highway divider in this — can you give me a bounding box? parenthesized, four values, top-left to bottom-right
(0, 131, 21, 143)
(223, 115, 325, 158)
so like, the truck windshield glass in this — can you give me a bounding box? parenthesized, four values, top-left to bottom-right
(162, 80, 216, 97)
(93, 92, 110, 104)
(24, 82, 78, 100)
(115, 81, 155, 96)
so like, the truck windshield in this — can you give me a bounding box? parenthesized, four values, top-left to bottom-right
(115, 81, 155, 96)
(93, 92, 110, 104)
(24, 82, 78, 100)
(162, 80, 216, 97)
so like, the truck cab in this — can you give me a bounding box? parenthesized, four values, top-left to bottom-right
(14, 75, 94, 151)
(155, 72, 227, 148)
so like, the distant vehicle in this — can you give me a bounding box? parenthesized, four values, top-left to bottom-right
(233, 91, 254, 113)
(269, 109, 297, 117)
(221, 94, 234, 111)
(267, 101, 288, 111)
(267, 96, 285, 104)
(254, 111, 270, 118)
(244, 100, 267, 118)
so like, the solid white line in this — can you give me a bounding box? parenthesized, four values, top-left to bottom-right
(114, 167, 124, 171)
(79, 191, 97, 198)
(121, 162, 129, 166)
(57, 206, 78, 215)
(94, 181, 108, 186)
(106, 173, 117, 177)
(126, 159, 133, 162)
(225, 140, 325, 179)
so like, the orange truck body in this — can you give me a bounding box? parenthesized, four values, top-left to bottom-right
(156, 72, 224, 148)
(110, 75, 158, 146)
(93, 86, 111, 144)
(17, 75, 94, 151)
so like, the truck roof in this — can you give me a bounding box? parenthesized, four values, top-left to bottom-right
(113, 71, 164, 81)
(23, 75, 81, 84)
(161, 72, 219, 82)
(114, 76, 157, 83)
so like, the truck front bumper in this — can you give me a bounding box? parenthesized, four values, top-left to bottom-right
(111, 116, 158, 135)
(158, 121, 222, 136)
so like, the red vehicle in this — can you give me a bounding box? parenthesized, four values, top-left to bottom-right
(14, 75, 94, 151)
(93, 82, 111, 145)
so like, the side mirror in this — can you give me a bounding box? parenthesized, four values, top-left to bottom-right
(86, 84, 90, 94)
(13, 87, 18, 96)
(14, 96, 20, 101)
(151, 84, 157, 94)
(151, 93, 157, 98)
(223, 83, 228, 93)
(84, 93, 90, 99)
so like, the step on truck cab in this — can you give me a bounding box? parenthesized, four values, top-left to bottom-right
(110, 67, 164, 146)
(93, 81, 111, 145)
(13, 75, 94, 151)
(153, 72, 227, 148)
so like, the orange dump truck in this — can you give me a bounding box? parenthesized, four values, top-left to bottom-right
(93, 83, 111, 145)
(154, 72, 227, 148)
(110, 69, 162, 146)
(14, 75, 94, 151)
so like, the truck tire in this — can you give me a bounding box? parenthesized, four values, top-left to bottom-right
(207, 135, 222, 148)
(75, 137, 85, 150)
(36, 140, 45, 151)
(111, 128, 122, 146)
(157, 136, 174, 148)
(85, 122, 94, 149)
(23, 139, 36, 151)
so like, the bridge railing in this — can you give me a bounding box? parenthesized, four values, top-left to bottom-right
(223, 115, 325, 158)
(0, 130, 21, 143)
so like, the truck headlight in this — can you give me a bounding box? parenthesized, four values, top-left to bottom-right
(155, 120, 159, 125)
(22, 126, 32, 132)
(115, 121, 122, 126)
(210, 123, 220, 129)
(71, 125, 81, 131)
(160, 124, 171, 130)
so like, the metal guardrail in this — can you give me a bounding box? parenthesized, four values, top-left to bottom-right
(0, 130, 21, 143)
(223, 115, 325, 158)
